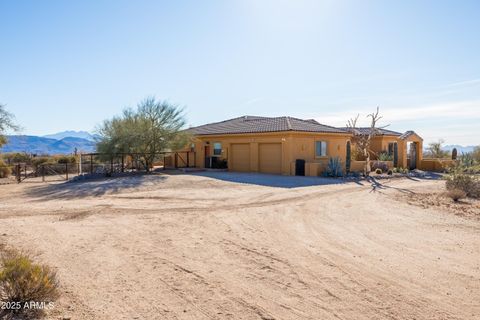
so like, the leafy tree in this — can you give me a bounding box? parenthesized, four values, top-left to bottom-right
(346, 107, 389, 176)
(424, 139, 449, 158)
(0, 104, 19, 147)
(96, 97, 189, 171)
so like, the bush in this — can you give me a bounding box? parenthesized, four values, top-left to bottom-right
(0, 248, 59, 318)
(56, 156, 76, 164)
(387, 169, 393, 175)
(375, 168, 383, 174)
(0, 160, 11, 178)
(1, 153, 32, 165)
(445, 172, 480, 198)
(445, 189, 467, 202)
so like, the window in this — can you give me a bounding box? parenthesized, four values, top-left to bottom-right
(315, 141, 327, 157)
(213, 142, 222, 156)
(388, 143, 395, 156)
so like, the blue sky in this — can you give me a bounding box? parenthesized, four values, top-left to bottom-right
(1, 0, 479, 145)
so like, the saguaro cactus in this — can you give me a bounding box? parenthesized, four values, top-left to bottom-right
(452, 148, 457, 160)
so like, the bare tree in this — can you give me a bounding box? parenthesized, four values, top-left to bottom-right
(346, 107, 389, 176)
(424, 139, 449, 158)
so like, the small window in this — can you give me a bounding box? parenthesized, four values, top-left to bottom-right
(315, 141, 327, 157)
(213, 142, 222, 156)
(388, 143, 395, 156)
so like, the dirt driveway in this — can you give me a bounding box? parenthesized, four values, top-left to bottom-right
(0, 173, 479, 320)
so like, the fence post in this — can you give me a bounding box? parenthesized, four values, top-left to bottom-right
(121, 155, 125, 173)
(42, 165, 45, 182)
(187, 152, 190, 168)
(90, 154, 93, 174)
(24, 165, 27, 180)
(175, 153, 178, 168)
(65, 163, 69, 180)
(194, 152, 196, 168)
(16, 164, 21, 183)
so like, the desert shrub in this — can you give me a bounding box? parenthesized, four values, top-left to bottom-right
(473, 146, 480, 162)
(375, 168, 383, 174)
(460, 152, 475, 168)
(445, 189, 467, 202)
(0, 248, 59, 318)
(0, 160, 11, 178)
(445, 172, 480, 198)
(371, 161, 388, 173)
(324, 157, 343, 177)
(377, 151, 393, 161)
(31, 157, 55, 168)
(387, 169, 393, 175)
(1, 153, 32, 165)
(56, 155, 76, 164)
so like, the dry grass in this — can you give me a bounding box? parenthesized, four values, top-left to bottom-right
(1, 175, 479, 319)
(445, 189, 467, 202)
(404, 192, 480, 219)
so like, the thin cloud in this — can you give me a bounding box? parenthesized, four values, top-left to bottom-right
(444, 78, 480, 88)
(308, 100, 480, 145)
(314, 100, 480, 127)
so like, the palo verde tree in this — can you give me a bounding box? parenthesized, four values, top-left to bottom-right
(0, 104, 19, 147)
(96, 97, 190, 171)
(346, 107, 389, 176)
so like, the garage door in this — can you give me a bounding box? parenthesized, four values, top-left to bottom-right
(230, 143, 251, 172)
(259, 143, 282, 174)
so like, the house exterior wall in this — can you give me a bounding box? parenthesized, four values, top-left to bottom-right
(368, 135, 423, 169)
(187, 130, 423, 175)
(191, 131, 350, 176)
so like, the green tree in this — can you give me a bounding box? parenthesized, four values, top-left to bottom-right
(96, 97, 189, 171)
(425, 139, 449, 158)
(472, 146, 480, 163)
(0, 104, 19, 147)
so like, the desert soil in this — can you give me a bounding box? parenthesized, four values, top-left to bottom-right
(0, 173, 479, 320)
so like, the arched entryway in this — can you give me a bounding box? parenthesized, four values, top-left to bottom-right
(408, 142, 418, 170)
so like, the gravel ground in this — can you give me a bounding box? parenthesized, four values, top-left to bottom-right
(0, 173, 479, 320)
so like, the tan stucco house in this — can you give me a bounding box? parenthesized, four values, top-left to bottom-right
(187, 116, 423, 176)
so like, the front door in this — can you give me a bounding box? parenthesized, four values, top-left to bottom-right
(409, 142, 417, 170)
(204, 145, 211, 168)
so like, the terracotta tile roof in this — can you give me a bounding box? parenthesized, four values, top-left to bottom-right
(189, 116, 348, 135)
(399, 130, 420, 140)
(340, 127, 403, 136)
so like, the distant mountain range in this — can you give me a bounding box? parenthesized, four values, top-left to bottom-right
(1, 130, 476, 156)
(43, 130, 98, 141)
(1, 131, 96, 155)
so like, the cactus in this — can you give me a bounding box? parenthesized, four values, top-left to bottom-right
(325, 157, 343, 177)
(452, 148, 457, 160)
(346, 141, 351, 173)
